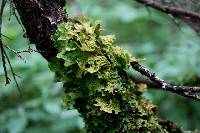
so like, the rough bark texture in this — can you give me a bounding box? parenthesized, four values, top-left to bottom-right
(13, 0, 67, 60)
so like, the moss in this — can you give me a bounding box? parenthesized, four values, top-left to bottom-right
(49, 15, 183, 133)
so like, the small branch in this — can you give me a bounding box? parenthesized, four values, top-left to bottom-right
(3, 44, 26, 63)
(131, 61, 200, 101)
(1, 0, 22, 97)
(135, 0, 200, 20)
(128, 73, 159, 88)
(0, 0, 10, 84)
(0, 44, 11, 84)
(129, 73, 200, 92)
(2, 47, 22, 96)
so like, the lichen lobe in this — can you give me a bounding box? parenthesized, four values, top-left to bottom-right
(50, 16, 183, 133)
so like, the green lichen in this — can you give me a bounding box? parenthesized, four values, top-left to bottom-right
(49, 15, 183, 133)
(95, 98, 121, 114)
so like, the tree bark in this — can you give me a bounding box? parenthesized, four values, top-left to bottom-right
(13, 0, 67, 60)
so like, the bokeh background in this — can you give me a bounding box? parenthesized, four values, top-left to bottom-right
(1, 0, 200, 132)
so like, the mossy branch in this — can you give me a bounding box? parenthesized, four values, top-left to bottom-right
(11, 0, 199, 132)
(49, 16, 183, 132)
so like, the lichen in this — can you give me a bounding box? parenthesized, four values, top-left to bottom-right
(49, 15, 183, 132)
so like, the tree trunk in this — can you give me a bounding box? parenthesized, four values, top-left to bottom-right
(13, 0, 66, 59)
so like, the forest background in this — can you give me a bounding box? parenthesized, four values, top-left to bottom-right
(0, 0, 200, 132)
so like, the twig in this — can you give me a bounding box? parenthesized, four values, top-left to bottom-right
(3, 44, 26, 63)
(16, 49, 40, 54)
(135, 0, 200, 20)
(0, 44, 11, 84)
(131, 61, 200, 101)
(129, 72, 200, 93)
(0, 0, 22, 98)
(0, 0, 10, 84)
(2, 47, 22, 96)
(1, 33, 12, 40)
(128, 73, 159, 88)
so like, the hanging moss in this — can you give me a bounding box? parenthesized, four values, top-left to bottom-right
(49, 15, 183, 133)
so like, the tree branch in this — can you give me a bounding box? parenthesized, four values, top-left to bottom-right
(134, 0, 200, 35)
(135, 0, 200, 20)
(128, 73, 160, 88)
(12, 0, 67, 60)
(131, 61, 200, 101)
(0, 0, 9, 84)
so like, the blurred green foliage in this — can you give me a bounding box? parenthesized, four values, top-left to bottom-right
(1, 0, 200, 132)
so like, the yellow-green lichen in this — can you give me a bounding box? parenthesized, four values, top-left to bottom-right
(95, 98, 121, 114)
(49, 15, 183, 133)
